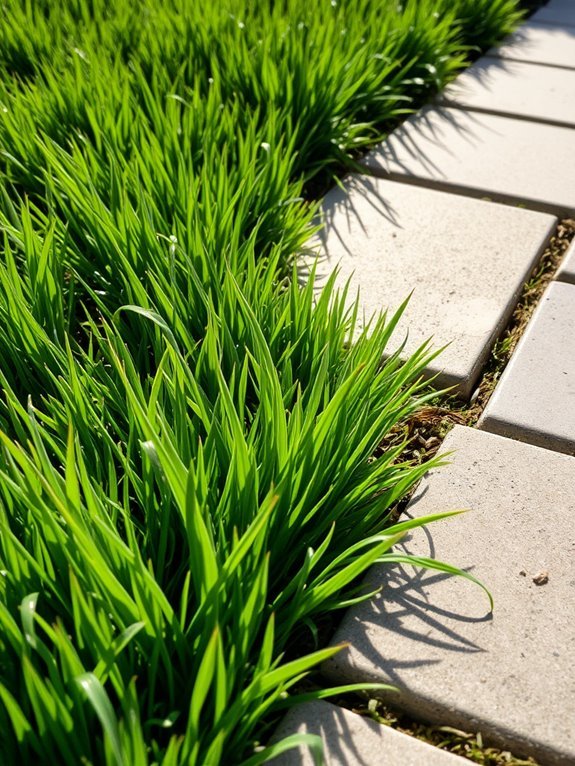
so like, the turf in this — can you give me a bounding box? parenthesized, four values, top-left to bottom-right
(0, 1, 521, 764)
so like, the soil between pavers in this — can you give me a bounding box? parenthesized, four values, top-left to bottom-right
(305, 175, 555, 398)
(322, 426, 575, 766)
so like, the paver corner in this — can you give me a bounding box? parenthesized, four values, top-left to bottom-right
(270, 700, 466, 765)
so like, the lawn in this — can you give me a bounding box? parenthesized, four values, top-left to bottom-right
(0, 1, 521, 764)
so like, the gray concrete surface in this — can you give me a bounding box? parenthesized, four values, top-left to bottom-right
(489, 22, 575, 69)
(362, 106, 575, 216)
(532, 0, 575, 28)
(271, 701, 466, 765)
(323, 426, 575, 765)
(306, 175, 555, 398)
(479, 281, 575, 455)
(441, 56, 575, 127)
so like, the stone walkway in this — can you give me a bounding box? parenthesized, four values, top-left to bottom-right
(274, 2, 575, 764)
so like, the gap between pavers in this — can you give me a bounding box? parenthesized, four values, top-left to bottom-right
(556, 238, 575, 284)
(322, 426, 575, 766)
(532, 0, 575, 29)
(479, 280, 575, 455)
(362, 105, 575, 217)
(488, 21, 575, 70)
(441, 56, 575, 128)
(270, 700, 467, 766)
(305, 175, 555, 398)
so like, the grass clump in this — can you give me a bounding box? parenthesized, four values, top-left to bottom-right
(0, 1, 522, 764)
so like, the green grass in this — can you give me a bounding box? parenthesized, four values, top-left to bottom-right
(0, 1, 521, 763)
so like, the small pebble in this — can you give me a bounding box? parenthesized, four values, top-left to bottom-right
(532, 570, 549, 586)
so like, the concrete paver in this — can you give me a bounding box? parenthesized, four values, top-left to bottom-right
(271, 701, 466, 766)
(441, 57, 575, 127)
(362, 106, 575, 216)
(556, 239, 575, 285)
(533, 0, 575, 28)
(323, 426, 575, 766)
(306, 175, 555, 398)
(489, 22, 575, 69)
(479, 281, 575, 455)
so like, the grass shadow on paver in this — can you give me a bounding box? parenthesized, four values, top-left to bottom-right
(304, 709, 372, 766)
(517, 17, 575, 41)
(362, 105, 497, 183)
(297, 175, 403, 294)
(311, 176, 402, 259)
(367, 106, 480, 178)
(271, 702, 398, 766)
(346, 558, 489, 690)
(361, 99, 575, 216)
(491, 17, 575, 68)
(440, 50, 575, 128)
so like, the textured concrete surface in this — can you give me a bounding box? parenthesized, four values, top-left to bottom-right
(271, 701, 466, 766)
(479, 281, 575, 455)
(533, 0, 575, 28)
(442, 57, 575, 127)
(489, 22, 575, 69)
(323, 426, 575, 766)
(306, 175, 555, 398)
(362, 106, 575, 216)
(556, 239, 575, 285)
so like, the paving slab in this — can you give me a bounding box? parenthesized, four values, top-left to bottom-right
(441, 56, 575, 128)
(362, 106, 575, 216)
(489, 21, 575, 69)
(323, 426, 575, 766)
(533, 0, 575, 28)
(271, 701, 466, 766)
(556, 238, 575, 284)
(305, 175, 555, 398)
(479, 281, 575, 454)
